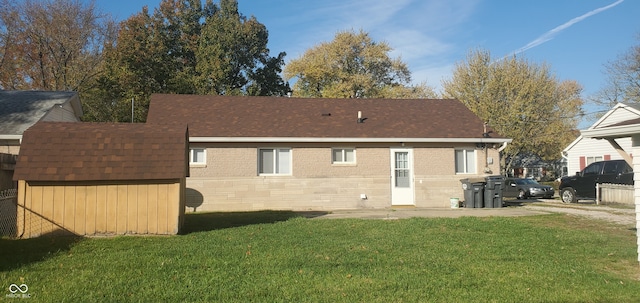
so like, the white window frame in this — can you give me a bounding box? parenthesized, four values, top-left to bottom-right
(258, 148, 292, 176)
(455, 149, 476, 174)
(189, 148, 207, 166)
(332, 148, 356, 165)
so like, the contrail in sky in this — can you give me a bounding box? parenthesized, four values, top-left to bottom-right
(506, 0, 624, 58)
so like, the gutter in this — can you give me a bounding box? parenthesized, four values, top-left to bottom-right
(189, 137, 513, 144)
(0, 135, 22, 144)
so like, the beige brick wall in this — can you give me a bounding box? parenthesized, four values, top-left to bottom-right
(294, 147, 389, 177)
(188, 145, 256, 178)
(186, 176, 391, 212)
(185, 143, 503, 211)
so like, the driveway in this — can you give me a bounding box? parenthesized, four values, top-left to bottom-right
(520, 199, 636, 226)
(314, 205, 548, 220)
(313, 199, 636, 226)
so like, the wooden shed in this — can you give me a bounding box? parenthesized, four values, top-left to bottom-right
(13, 122, 188, 238)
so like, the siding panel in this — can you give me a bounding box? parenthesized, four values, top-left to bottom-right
(105, 185, 118, 233)
(74, 186, 86, 235)
(116, 185, 128, 234)
(137, 185, 148, 234)
(147, 184, 158, 234)
(127, 185, 138, 233)
(52, 185, 65, 231)
(85, 185, 97, 235)
(63, 186, 75, 232)
(16, 181, 183, 238)
(95, 185, 107, 234)
(157, 184, 168, 234)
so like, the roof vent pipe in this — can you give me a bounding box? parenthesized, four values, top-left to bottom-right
(357, 111, 367, 123)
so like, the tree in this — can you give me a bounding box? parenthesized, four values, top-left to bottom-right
(442, 49, 583, 174)
(195, 0, 289, 96)
(83, 0, 288, 122)
(284, 29, 436, 99)
(0, 0, 116, 91)
(590, 34, 640, 111)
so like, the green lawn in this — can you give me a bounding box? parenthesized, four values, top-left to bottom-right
(1, 211, 639, 302)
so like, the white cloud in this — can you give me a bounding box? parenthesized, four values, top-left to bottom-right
(505, 0, 624, 58)
(273, 0, 480, 89)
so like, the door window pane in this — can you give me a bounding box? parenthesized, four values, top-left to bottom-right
(395, 152, 410, 187)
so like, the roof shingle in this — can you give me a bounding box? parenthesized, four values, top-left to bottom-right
(146, 94, 505, 140)
(14, 122, 188, 181)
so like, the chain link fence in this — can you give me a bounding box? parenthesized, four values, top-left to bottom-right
(0, 188, 18, 238)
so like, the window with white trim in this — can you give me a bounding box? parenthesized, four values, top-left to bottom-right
(455, 149, 476, 174)
(586, 156, 603, 166)
(190, 148, 206, 165)
(332, 148, 356, 164)
(258, 148, 291, 175)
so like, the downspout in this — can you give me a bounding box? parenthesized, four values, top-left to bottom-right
(497, 141, 508, 153)
(497, 142, 508, 176)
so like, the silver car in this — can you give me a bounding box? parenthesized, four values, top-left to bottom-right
(504, 178, 555, 199)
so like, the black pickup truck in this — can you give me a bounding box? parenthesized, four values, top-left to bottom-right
(558, 159, 633, 203)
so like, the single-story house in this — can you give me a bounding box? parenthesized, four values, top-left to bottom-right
(0, 90, 83, 190)
(562, 103, 640, 175)
(12, 122, 188, 238)
(580, 115, 640, 263)
(146, 94, 512, 212)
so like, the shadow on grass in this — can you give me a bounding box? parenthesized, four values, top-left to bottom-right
(0, 232, 83, 272)
(181, 210, 329, 234)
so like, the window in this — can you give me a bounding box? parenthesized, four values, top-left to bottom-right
(586, 156, 603, 166)
(455, 149, 476, 174)
(583, 162, 603, 175)
(259, 148, 291, 175)
(190, 148, 206, 165)
(332, 148, 356, 164)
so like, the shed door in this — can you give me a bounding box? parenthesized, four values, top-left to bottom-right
(391, 148, 414, 205)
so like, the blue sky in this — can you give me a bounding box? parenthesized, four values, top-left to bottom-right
(99, 0, 638, 124)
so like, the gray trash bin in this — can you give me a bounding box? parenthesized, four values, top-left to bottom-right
(484, 175, 504, 208)
(461, 178, 485, 208)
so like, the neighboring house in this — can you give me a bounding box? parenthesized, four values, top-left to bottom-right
(0, 90, 83, 190)
(562, 103, 640, 176)
(580, 114, 640, 263)
(12, 122, 189, 238)
(146, 94, 511, 212)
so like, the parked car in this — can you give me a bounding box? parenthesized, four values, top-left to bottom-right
(503, 178, 554, 199)
(558, 159, 633, 203)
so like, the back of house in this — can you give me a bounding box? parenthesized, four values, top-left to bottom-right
(147, 94, 511, 211)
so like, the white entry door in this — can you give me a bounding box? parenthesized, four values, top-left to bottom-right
(390, 148, 414, 205)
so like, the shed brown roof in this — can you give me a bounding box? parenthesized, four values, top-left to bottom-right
(14, 122, 188, 182)
(146, 94, 507, 141)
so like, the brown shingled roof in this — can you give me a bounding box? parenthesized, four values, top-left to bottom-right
(146, 94, 506, 140)
(14, 122, 188, 182)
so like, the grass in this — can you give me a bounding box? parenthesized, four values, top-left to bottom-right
(1, 211, 639, 302)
